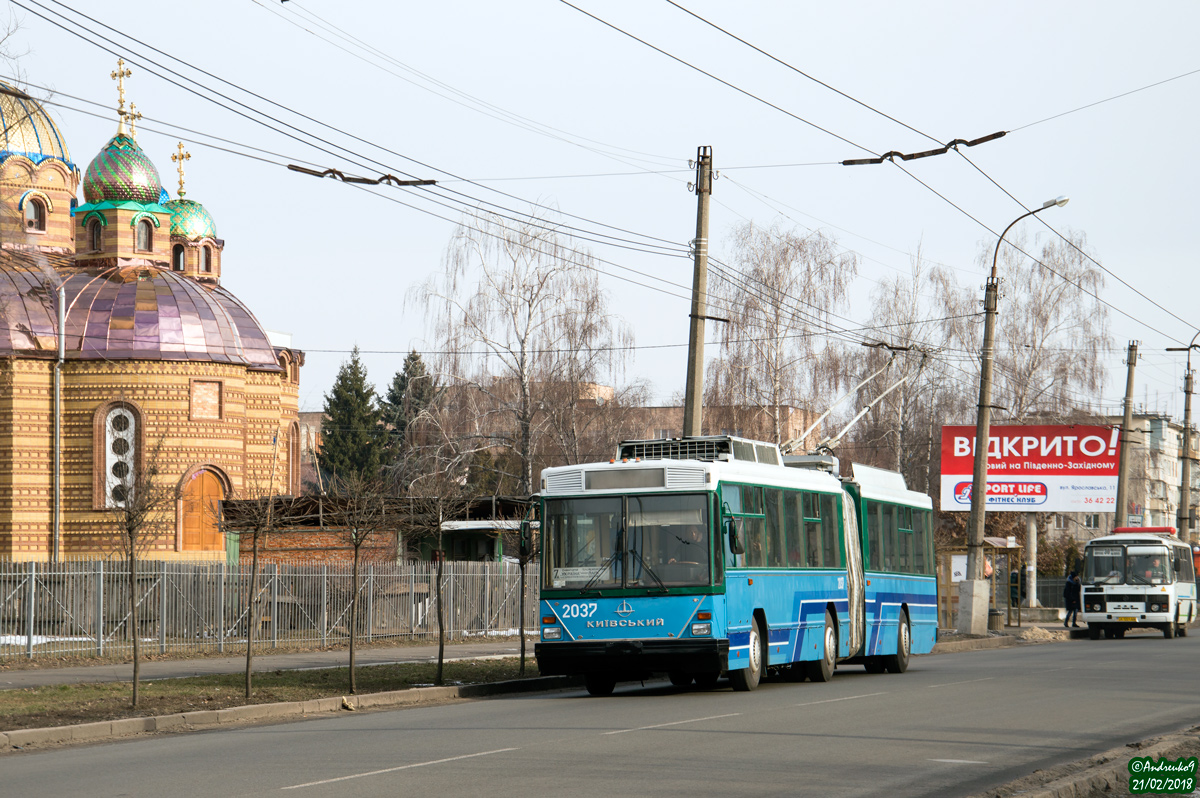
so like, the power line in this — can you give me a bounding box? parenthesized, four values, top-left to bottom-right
(660, 0, 943, 147)
(556, 0, 878, 157)
(1012, 66, 1200, 132)
(24, 0, 691, 258)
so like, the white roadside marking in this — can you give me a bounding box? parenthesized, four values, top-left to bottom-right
(603, 713, 742, 735)
(281, 748, 519, 790)
(794, 692, 886, 707)
(926, 677, 994, 688)
(929, 759, 989, 764)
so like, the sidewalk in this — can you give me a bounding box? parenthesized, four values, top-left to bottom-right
(0, 639, 529, 690)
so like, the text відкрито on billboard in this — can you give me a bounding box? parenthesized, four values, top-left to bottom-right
(939, 424, 1119, 513)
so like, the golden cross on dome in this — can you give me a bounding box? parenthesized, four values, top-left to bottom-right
(171, 142, 191, 198)
(110, 58, 131, 117)
(126, 102, 143, 141)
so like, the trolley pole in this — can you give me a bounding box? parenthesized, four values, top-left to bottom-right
(1114, 341, 1138, 528)
(682, 146, 712, 438)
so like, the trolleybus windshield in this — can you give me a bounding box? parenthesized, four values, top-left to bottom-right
(544, 493, 710, 590)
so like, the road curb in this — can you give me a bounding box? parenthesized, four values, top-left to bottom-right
(972, 728, 1200, 798)
(930, 635, 1018, 654)
(0, 675, 583, 752)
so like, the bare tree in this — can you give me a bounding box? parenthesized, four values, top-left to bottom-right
(324, 472, 396, 695)
(707, 222, 858, 445)
(397, 414, 473, 686)
(105, 435, 175, 708)
(415, 207, 631, 493)
(218, 476, 280, 701)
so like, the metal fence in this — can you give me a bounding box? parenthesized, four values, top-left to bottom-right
(0, 559, 539, 661)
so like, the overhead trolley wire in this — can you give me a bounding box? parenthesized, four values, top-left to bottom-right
(26, 0, 691, 258)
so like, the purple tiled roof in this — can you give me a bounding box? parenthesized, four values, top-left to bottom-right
(0, 252, 281, 371)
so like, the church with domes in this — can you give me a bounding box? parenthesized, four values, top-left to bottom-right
(0, 65, 302, 562)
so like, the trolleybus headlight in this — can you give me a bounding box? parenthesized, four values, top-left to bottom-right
(691, 622, 711, 637)
(1150, 603, 1161, 612)
(543, 627, 562, 640)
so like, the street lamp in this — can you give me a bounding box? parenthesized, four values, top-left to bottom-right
(1166, 332, 1200, 541)
(959, 195, 1069, 635)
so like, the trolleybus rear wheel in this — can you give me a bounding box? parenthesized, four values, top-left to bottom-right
(585, 673, 616, 696)
(884, 610, 911, 674)
(808, 610, 837, 683)
(731, 619, 765, 692)
(668, 671, 694, 687)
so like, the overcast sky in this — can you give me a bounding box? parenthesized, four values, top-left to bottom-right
(10, 1, 1200, 419)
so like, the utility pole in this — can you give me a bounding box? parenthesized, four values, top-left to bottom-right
(1180, 368, 1194, 542)
(1167, 334, 1200, 542)
(959, 274, 999, 634)
(1114, 341, 1138, 528)
(682, 146, 712, 438)
(960, 196, 1068, 636)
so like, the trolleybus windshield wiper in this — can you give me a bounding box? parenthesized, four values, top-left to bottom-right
(629, 549, 668, 592)
(582, 539, 623, 592)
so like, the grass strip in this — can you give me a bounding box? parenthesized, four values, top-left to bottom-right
(0, 657, 537, 732)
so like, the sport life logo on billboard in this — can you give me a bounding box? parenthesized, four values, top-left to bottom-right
(953, 481, 1048, 506)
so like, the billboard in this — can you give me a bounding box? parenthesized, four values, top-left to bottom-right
(940, 424, 1119, 513)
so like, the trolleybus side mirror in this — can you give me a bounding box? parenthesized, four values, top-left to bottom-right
(1173, 556, 1182, 573)
(724, 516, 745, 555)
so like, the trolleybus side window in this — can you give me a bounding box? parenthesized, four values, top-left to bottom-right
(897, 507, 913, 572)
(785, 490, 804, 567)
(820, 493, 841, 567)
(866, 501, 882, 570)
(765, 488, 785, 567)
(803, 493, 822, 567)
(882, 504, 897, 571)
(912, 509, 929, 574)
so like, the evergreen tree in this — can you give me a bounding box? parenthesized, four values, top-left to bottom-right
(318, 347, 383, 480)
(380, 350, 438, 456)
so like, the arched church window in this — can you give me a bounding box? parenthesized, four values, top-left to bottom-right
(25, 198, 46, 231)
(136, 219, 153, 252)
(88, 219, 103, 252)
(201, 245, 212, 273)
(105, 406, 137, 508)
(172, 244, 185, 271)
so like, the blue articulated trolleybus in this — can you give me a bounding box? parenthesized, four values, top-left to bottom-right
(534, 436, 937, 696)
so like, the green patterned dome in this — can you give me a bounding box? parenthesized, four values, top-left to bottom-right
(164, 198, 217, 240)
(82, 133, 162, 204)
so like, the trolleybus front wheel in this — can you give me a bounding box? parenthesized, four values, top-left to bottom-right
(808, 610, 837, 683)
(1178, 608, 1189, 638)
(585, 673, 617, 696)
(885, 610, 911, 674)
(1164, 617, 1176, 639)
(731, 619, 765, 692)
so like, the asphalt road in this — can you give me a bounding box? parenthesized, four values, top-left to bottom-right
(5, 631, 1199, 798)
